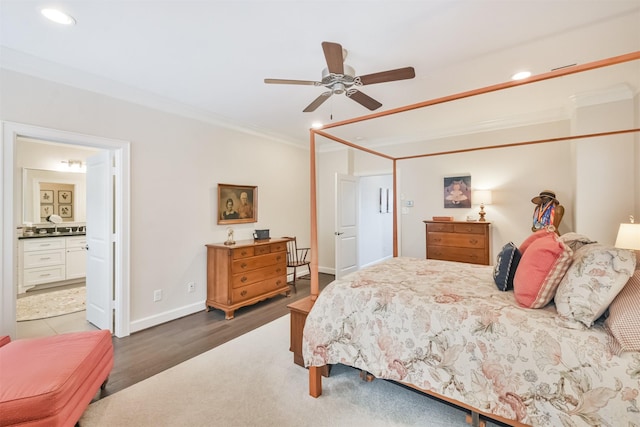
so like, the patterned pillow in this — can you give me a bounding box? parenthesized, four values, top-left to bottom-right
(555, 244, 636, 328)
(558, 232, 597, 252)
(513, 232, 573, 308)
(605, 270, 640, 353)
(493, 242, 521, 291)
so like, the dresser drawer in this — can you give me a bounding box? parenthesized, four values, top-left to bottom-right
(232, 247, 255, 259)
(426, 223, 454, 233)
(231, 251, 286, 273)
(232, 275, 288, 302)
(231, 263, 286, 288)
(23, 265, 66, 286)
(427, 232, 486, 249)
(23, 249, 66, 268)
(453, 223, 487, 234)
(23, 238, 66, 252)
(427, 246, 487, 265)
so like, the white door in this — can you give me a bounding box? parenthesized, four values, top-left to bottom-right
(85, 151, 113, 330)
(335, 174, 358, 279)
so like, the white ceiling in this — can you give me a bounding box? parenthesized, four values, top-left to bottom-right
(1, 0, 639, 149)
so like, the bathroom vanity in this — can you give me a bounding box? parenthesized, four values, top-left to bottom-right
(18, 233, 87, 294)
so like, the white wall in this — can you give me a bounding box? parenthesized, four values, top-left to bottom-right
(1, 70, 310, 332)
(358, 174, 393, 267)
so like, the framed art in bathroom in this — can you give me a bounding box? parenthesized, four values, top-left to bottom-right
(40, 190, 54, 204)
(58, 190, 72, 204)
(217, 184, 258, 225)
(59, 205, 72, 218)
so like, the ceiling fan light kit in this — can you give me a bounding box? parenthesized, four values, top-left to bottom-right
(265, 41, 415, 112)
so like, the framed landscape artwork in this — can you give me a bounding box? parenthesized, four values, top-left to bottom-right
(217, 184, 257, 224)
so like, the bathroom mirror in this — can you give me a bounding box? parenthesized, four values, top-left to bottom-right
(22, 168, 87, 224)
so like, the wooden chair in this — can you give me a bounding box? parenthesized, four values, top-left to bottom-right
(284, 237, 310, 293)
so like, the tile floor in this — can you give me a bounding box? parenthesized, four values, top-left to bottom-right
(16, 310, 99, 339)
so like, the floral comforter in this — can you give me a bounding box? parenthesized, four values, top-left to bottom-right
(303, 257, 640, 427)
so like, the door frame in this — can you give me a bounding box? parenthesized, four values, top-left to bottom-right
(1, 121, 131, 338)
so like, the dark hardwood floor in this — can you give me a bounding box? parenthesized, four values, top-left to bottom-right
(102, 273, 333, 396)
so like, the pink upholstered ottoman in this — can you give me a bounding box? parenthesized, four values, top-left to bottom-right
(0, 330, 113, 427)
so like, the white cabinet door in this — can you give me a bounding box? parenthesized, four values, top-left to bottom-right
(66, 236, 87, 280)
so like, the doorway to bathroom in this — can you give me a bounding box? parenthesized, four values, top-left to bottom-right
(1, 121, 131, 338)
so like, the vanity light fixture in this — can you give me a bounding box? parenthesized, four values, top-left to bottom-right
(41, 8, 76, 25)
(61, 160, 84, 169)
(511, 71, 531, 81)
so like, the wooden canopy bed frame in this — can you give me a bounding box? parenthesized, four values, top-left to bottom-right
(304, 51, 640, 427)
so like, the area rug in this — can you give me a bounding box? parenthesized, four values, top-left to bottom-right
(17, 286, 85, 321)
(80, 315, 501, 427)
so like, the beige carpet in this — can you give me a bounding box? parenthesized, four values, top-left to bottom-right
(80, 315, 502, 427)
(17, 286, 85, 321)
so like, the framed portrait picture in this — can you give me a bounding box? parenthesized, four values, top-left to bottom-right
(58, 190, 72, 204)
(59, 205, 72, 218)
(40, 204, 54, 218)
(40, 190, 54, 204)
(217, 184, 258, 224)
(443, 175, 471, 208)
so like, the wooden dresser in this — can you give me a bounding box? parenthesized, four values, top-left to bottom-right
(206, 238, 290, 319)
(424, 220, 491, 265)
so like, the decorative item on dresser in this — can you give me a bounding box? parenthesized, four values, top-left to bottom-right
(423, 220, 491, 265)
(205, 238, 290, 319)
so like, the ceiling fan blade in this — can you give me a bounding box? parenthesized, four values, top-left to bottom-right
(264, 78, 319, 86)
(358, 67, 416, 85)
(321, 41, 344, 75)
(346, 90, 382, 111)
(303, 91, 333, 112)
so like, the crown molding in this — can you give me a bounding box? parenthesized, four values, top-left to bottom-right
(0, 47, 305, 149)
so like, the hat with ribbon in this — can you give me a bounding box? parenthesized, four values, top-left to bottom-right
(531, 190, 559, 205)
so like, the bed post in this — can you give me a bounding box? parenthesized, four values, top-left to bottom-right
(309, 130, 319, 300)
(393, 159, 398, 257)
(308, 130, 325, 397)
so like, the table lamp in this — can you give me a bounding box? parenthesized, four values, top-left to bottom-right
(473, 190, 492, 222)
(615, 215, 640, 268)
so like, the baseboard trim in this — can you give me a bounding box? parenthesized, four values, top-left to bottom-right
(129, 301, 204, 333)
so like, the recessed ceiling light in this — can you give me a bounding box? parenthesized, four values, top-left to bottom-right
(41, 8, 76, 25)
(311, 122, 323, 129)
(511, 71, 532, 81)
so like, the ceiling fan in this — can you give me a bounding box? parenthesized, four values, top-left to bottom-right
(264, 41, 416, 112)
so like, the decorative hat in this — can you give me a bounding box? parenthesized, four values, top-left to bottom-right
(531, 190, 559, 205)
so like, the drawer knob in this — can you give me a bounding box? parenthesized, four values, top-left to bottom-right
(240, 262, 248, 269)
(40, 257, 51, 260)
(241, 276, 248, 283)
(276, 280, 282, 286)
(241, 250, 248, 256)
(433, 238, 442, 243)
(469, 239, 478, 245)
(241, 290, 247, 297)
(276, 268, 282, 273)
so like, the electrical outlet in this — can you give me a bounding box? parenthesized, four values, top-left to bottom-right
(153, 289, 162, 302)
(187, 282, 195, 293)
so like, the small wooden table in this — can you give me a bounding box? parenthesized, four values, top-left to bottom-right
(287, 296, 330, 376)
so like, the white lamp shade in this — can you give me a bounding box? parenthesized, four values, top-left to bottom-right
(473, 190, 492, 205)
(615, 223, 640, 250)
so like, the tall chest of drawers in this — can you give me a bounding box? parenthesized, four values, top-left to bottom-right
(206, 238, 290, 319)
(424, 220, 491, 265)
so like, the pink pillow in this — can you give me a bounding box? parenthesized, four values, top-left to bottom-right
(513, 232, 573, 308)
(519, 230, 552, 256)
